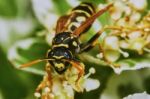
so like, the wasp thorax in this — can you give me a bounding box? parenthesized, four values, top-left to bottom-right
(52, 32, 72, 44)
(52, 32, 80, 53)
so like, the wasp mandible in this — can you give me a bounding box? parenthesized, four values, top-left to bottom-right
(20, 2, 113, 89)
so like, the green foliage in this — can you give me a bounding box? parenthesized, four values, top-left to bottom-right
(0, 0, 150, 99)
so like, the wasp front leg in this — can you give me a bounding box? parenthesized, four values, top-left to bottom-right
(35, 75, 48, 95)
(79, 30, 120, 68)
(67, 59, 85, 84)
(35, 64, 53, 98)
(45, 64, 53, 87)
(67, 59, 85, 92)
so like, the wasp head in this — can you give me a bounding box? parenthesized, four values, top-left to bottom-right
(47, 47, 73, 74)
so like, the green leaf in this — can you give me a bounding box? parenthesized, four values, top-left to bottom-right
(111, 54, 150, 74)
(0, 0, 17, 17)
(0, 0, 31, 18)
(7, 37, 50, 75)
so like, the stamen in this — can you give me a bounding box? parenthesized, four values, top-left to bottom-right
(119, 49, 129, 57)
(89, 67, 96, 74)
(84, 67, 96, 79)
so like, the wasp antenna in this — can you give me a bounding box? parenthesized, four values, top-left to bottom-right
(74, 3, 113, 36)
(20, 59, 54, 68)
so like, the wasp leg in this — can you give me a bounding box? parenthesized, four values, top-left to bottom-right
(68, 59, 85, 91)
(35, 75, 47, 93)
(80, 30, 120, 67)
(44, 64, 53, 92)
(69, 60, 85, 83)
(35, 64, 53, 95)
(80, 30, 103, 53)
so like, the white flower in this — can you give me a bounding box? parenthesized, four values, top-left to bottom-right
(35, 66, 100, 99)
(104, 36, 119, 50)
(103, 36, 121, 62)
(32, 0, 58, 31)
(109, 1, 126, 20)
(128, 0, 147, 11)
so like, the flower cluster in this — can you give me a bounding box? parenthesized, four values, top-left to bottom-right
(96, 0, 150, 68)
(34, 64, 100, 99)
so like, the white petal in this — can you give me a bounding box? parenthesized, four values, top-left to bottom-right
(104, 36, 119, 50)
(84, 78, 100, 92)
(32, 0, 58, 30)
(123, 92, 150, 99)
(128, 31, 142, 39)
(66, 0, 80, 7)
(63, 82, 74, 97)
(112, 60, 150, 74)
(0, 18, 34, 51)
(129, 0, 147, 10)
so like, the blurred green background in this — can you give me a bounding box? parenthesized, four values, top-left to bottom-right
(0, 0, 150, 99)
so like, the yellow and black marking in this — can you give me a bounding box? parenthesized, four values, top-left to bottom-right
(54, 62, 65, 71)
(53, 44, 69, 48)
(67, 2, 95, 33)
(72, 2, 95, 16)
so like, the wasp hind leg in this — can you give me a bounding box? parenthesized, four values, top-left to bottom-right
(79, 30, 103, 53)
(79, 30, 120, 68)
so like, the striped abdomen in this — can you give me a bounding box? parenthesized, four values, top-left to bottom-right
(67, 2, 95, 34)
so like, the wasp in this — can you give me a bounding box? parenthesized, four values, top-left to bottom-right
(20, 2, 113, 93)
